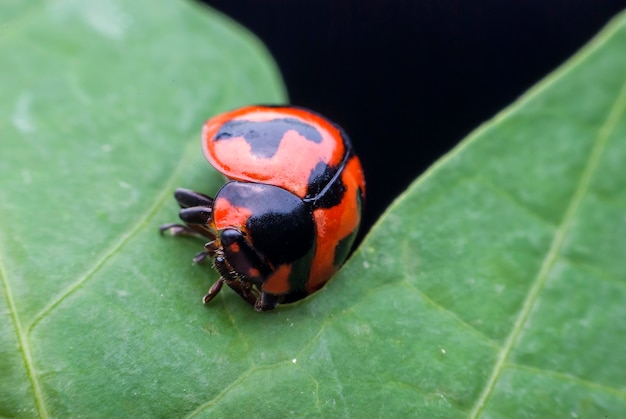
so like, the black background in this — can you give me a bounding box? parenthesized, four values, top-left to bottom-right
(199, 0, 626, 234)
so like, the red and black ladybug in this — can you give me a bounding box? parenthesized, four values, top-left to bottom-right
(160, 105, 365, 311)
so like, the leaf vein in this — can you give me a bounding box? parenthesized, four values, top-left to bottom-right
(471, 175, 558, 228)
(401, 241, 500, 349)
(562, 256, 626, 288)
(399, 281, 500, 350)
(468, 77, 626, 418)
(507, 363, 626, 400)
(185, 361, 292, 418)
(28, 134, 200, 334)
(0, 243, 49, 417)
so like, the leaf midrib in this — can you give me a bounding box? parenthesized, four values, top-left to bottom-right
(0, 132, 200, 418)
(468, 76, 626, 418)
(0, 253, 48, 417)
(27, 134, 200, 333)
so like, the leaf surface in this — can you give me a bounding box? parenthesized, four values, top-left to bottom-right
(1, 2, 626, 418)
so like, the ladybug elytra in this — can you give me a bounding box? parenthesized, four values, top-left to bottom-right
(160, 105, 365, 312)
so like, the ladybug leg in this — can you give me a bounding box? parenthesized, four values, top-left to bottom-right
(208, 254, 259, 307)
(215, 229, 279, 309)
(202, 277, 226, 304)
(192, 241, 219, 264)
(159, 223, 201, 237)
(255, 293, 279, 312)
(201, 277, 258, 307)
(173, 188, 214, 208)
(160, 189, 217, 239)
(223, 280, 258, 307)
(175, 206, 216, 240)
(178, 207, 213, 225)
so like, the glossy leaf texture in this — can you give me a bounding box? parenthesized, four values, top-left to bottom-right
(2, 2, 626, 418)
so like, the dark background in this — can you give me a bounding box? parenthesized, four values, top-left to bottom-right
(199, 0, 626, 234)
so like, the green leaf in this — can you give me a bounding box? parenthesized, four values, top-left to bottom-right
(2, 1, 626, 417)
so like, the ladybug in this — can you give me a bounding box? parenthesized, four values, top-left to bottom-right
(160, 105, 365, 311)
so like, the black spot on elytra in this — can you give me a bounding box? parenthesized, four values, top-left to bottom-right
(305, 161, 345, 209)
(333, 227, 358, 267)
(215, 118, 323, 158)
(303, 126, 355, 208)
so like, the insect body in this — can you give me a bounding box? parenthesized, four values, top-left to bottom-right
(161, 105, 365, 311)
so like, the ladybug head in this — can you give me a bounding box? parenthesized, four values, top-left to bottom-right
(212, 181, 316, 286)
